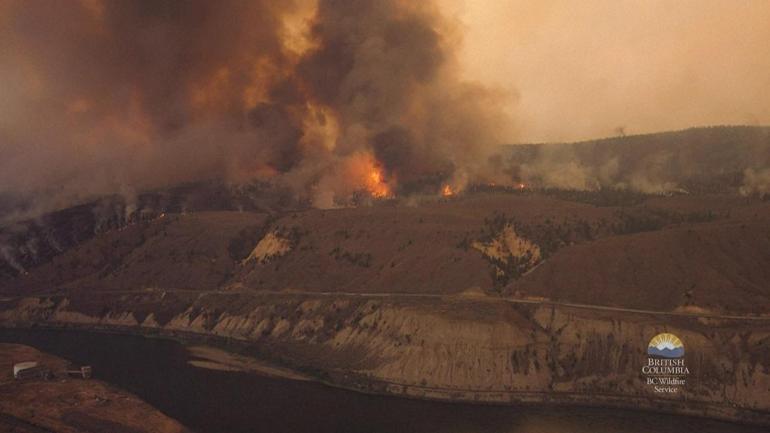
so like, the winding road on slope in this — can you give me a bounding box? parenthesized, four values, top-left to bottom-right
(5, 287, 769, 322)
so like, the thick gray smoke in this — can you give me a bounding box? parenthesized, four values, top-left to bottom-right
(0, 0, 513, 217)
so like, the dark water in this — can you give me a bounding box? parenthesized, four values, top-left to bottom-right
(0, 329, 766, 433)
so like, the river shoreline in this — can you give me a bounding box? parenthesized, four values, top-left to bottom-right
(2, 320, 768, 428)
(0, 341, 190, 433)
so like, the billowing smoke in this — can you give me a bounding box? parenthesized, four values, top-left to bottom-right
(508, 127, 770, 195)
(0, 0, 514, 216)
(518, 147, 680, 194)
(741, 168, 770, 198)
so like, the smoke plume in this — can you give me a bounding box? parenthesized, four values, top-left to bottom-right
(0, 0, 514, 216)
(741, 168, 770, 198)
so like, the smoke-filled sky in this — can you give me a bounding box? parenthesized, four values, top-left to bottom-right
(443, 0, 770, 142)
(1, 0, 769, 216)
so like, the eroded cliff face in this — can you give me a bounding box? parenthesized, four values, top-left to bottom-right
(1, 291, 769, 424)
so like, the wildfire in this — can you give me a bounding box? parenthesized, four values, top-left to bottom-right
(366, 165, 392, 198)
(345, 152, 392, 199)
(517, 183, 527, 190)
(441, 184, 455, 197)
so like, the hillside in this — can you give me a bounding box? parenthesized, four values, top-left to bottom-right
(509, 216, 770, 312)
(2, 191, 769, 314)
(1, 126, 770, 314)
(0, 181, 299, 280)
(506, 126, 770, 194)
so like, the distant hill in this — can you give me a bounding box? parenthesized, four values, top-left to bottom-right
(505, 126, 770, 194)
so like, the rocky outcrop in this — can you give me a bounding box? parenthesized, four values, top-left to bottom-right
(242, 232, 292, 264)
(1, 291, 769, 425)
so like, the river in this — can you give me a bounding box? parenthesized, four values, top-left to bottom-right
(0, 329, 765, 433)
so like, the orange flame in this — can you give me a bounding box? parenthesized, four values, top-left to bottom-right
(366, 164, 392, 198)
(346, 152, 393, 199)
(441, 184, 455, 197)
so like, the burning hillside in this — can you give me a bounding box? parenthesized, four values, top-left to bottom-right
(0, 0, 513, 214)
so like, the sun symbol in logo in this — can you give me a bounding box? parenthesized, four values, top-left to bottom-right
(647, 333, 685, 358)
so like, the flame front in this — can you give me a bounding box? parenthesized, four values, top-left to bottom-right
(366, 164, 392, 198)
(344, 152, 393, 199)
(441, 184, 455, 197)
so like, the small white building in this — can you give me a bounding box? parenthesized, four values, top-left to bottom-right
(13, 361, 39, 379)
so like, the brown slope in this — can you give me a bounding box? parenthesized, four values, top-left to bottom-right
(229, 194, 622, 294)
(3, 212, 268, 293)
(508, 219, 770, 314)
(4, 192, 769, 316)
(3, 194, 621, 296)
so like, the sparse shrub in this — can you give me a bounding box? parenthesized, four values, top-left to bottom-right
(329, 247, 372, 268)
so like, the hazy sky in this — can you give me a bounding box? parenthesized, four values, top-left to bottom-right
(441, 0, 770, 142)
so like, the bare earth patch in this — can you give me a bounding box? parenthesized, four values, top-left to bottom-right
(187, 345, 310, 381)
(242, 232, 292, 264)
